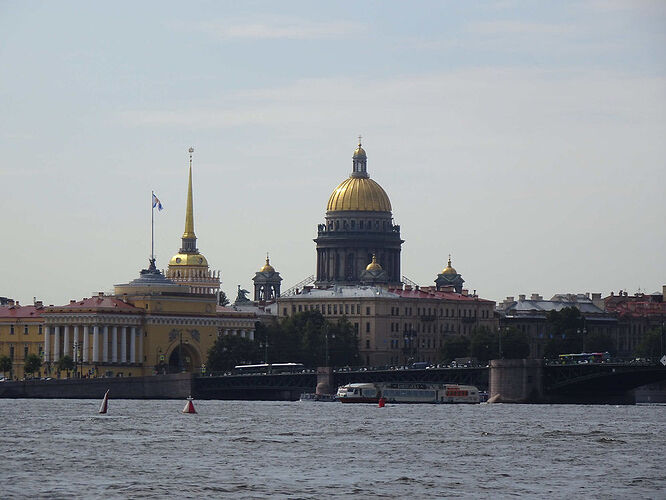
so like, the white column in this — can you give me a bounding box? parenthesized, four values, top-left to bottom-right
(112, 327, 118, 363)
(102, 326, 109, 363)
(44, 326, 51, 362)
(63, 326, 70, 357)
(73, 326, 79, 357)
(249, 330, 255, 341)
(92, 325, 99, 362)
(53, 326, 60, 362)
(83, 325, 89, 362)
(130, 327, 136, 363)
(137, 328, 143, 365)
(121, 327, 127, 363)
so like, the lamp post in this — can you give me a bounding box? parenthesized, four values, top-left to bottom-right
(403, 330, 417, 365)
(324, 324, 335, 367)
(73, 341, 82, 379)
(179, 332, 184, 372)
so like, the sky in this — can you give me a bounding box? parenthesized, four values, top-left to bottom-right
(1, 1, 665, 307)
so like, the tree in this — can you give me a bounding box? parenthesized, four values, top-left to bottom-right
(23, 354, 42, 378)
(0, 355, 12, 378)
(469, 327, 498, 364)
(501, 328, 531, 359)
(207, 335, 260, 372)
(635, 328, 663, 359)
(585, 332, 615, 355)
(439, 336, 470, 363)
(543, 307, 586, 357)
(57, 355, 75, 375)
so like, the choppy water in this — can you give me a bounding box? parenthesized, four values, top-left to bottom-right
(0, 400, 664, 499)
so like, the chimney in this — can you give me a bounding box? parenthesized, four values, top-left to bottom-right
(506, 296, 514, 303)
(8, 299, 15, 306)
(531, 293, 540, 300)
(462, 289, 468, 296)
(519, 294, 526, 301)
(404, 285, 412, 291)
(98, 292, 104, 297)
(34, 300, 43, 308)
(70, 299, 76, 304)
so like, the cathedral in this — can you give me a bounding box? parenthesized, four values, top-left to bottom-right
(314, 139, 403, 286)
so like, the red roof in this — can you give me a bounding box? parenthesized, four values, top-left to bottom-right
(0, 305, 45, 319)
(48, 296, 143, 313)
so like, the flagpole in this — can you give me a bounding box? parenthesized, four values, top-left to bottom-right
(151, 190, 155, 263)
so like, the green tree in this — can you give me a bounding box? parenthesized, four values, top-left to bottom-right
(635, 328, 663, 359)
(543, 307, 586, 357)
(585, 332, 615, 355)
(501, 328, 531, 359)
(57, 355, 75, 375)
(439, 336, 470, 363)
(469, 327, 498, 364)
(0, 355, 12, 378)
(23, 353, 42, 378)
(207, 335, 260, 372)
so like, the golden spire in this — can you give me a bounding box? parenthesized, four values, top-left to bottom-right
(182, 147, 196, 239)
(442, 254, 457, 275)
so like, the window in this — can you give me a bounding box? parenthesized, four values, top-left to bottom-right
(10, 325, 14, 335)
(38, 325, 42, 334)
(345, 304, 349, 315)
(366, 339, 370, 348)
(366, 322, 370, 333)
(9, 345, 14, 360)
(283, 308, 287, 316)
(24, 325, 29, 335)
(298, 305, 302, 312)
(333, 305, 337, 315)
(328, 304, 332, 315)
(366, 307, 370, 315)
(24, 344, 28, 358)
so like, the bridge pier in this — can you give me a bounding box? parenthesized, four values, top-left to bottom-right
(316, 367, 335, 395)
(489, 359, 544, 403)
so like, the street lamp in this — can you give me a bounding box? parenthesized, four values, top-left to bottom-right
(72, 341, 82, 379)
(403, 330, 417, 365)
(324, 325, 335, 367)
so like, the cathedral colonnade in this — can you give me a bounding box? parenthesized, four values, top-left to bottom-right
(43, 316, 143, 367)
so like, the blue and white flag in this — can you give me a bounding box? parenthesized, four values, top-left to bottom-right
(152, 193, 163, 211)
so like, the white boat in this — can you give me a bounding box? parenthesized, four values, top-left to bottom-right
(336, 382, 481, 404)
(299, 393, 338, 402)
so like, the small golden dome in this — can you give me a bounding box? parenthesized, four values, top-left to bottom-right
(366, 254, 382, 271)
(260, 256, 275, 273)
(169, 252, 209, 267)
(327, 176, 392, 212)
(353, 144, 366, 158)
(442, 256, 457, 275)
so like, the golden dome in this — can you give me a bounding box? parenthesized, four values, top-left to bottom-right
(442, 256, 457, 275)
(169, 253, 209, 267)
(327, 177, 392, 212)
(259, 256, 275, 273)
(353, 144, 366, 158)
(366, 255, 382, 271)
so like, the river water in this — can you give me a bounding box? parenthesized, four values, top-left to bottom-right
(0, 399, 664, 499)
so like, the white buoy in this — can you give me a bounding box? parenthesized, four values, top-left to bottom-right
(99, 389, 109, 414)
(182, 396, 196, 414)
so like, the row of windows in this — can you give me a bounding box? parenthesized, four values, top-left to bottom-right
(2, 343, 43, 360)
(389, 322, 479, 335)
(286, 304, 372, 316)
(4, 325, 43, 335)
(391, 306, 492, 319)
(387, 338, 442, 349)
(328, 219, 389, 232)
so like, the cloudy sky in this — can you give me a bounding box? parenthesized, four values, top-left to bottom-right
(1, 1, 664, 306)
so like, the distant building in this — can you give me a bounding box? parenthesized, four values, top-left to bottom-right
(0, 299, 45, 379)
(497, 293, 617, 358)
(603, 286, 666, 356)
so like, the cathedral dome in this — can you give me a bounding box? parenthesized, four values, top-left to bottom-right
(327, 177, 392, 212)
(441, 256, 457, 275)
(259, 256, 275, 273)
(365, 255, 382, 271)
(169, 253, 209, 267)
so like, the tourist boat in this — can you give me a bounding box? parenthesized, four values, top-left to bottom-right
(299, 392, 338, 402)
(336, 382, 481, 404)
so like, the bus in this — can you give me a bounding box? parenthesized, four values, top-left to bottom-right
(232, 363, 306, 374)
(557, 352, 610, 364)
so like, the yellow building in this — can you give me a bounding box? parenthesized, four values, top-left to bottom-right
(0, 299, 46, 379)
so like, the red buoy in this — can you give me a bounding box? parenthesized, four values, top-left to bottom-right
(378, 397, 386, 408)
(182, 396, 197, 414)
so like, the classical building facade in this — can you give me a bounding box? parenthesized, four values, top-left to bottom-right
(278, 284, 496, 366)
(0, 299, 46, 379)
(314, 140, 403, 287)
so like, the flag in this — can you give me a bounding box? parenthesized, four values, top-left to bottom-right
(152, 193, 163, 211)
